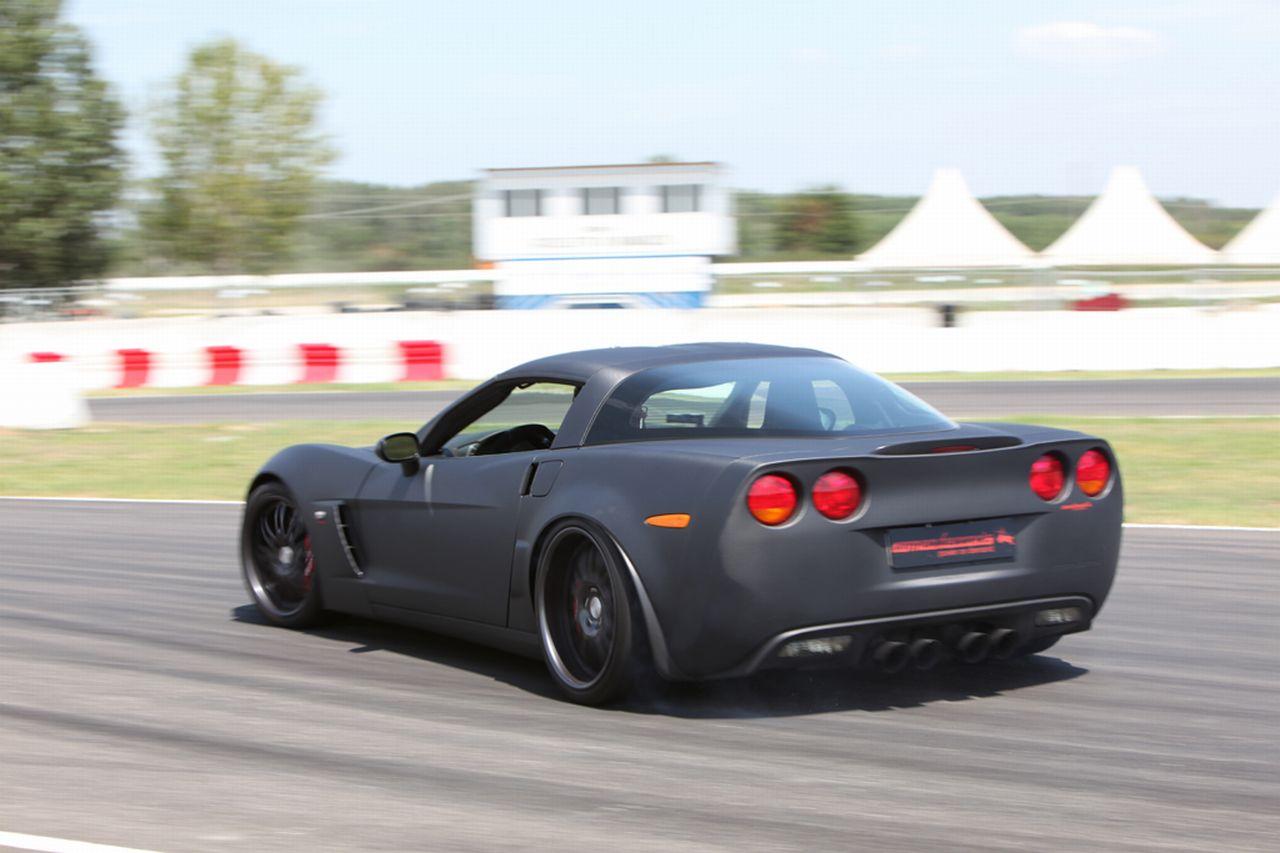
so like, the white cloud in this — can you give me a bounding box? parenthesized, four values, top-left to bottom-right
(1016, 21, 1165, 61)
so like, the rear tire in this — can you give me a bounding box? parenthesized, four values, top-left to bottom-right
(535, 521, 650, 705)
(241, 482, 325, 628)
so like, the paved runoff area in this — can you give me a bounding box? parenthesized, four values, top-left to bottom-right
(0, 500, 1276, 851)
(86, 377, 1280, 424)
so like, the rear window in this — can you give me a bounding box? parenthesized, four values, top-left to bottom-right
(586, 357, 952, 444)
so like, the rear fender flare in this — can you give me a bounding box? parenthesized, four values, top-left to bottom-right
(528, 514, 688, 681)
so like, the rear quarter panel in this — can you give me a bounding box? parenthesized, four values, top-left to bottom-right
(506, 443, 741, 641)
(518, 425, 1122, 679)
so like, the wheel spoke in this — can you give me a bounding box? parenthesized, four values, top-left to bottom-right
(247, 495, 312, 617)
(258, 514, 276, 546)
(284, 516, 304, 547)
(545, 534, 617, 686)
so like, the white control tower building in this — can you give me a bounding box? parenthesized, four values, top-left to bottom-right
(473, 162, 735, 308)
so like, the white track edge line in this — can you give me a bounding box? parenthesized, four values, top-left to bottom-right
(0, 830, 161, 853)
(1121, 522, 1280, 532)
(0, 496, 1274, 531)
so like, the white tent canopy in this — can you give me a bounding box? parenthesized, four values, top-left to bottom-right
(1221, 191, 1280, 265)
(1043, 166, 1215, 266)
(857, 168, 1035, 268)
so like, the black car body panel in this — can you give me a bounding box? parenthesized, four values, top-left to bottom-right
(247, 343, 1122, 680)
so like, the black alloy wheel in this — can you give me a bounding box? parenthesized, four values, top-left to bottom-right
(536, 522, 647, 704)
(241, 482, 324, 627)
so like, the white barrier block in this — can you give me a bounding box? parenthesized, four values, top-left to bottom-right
(0, 359, 91, 429)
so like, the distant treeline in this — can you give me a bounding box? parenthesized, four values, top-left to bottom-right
(736, 190, 1259, 258)
(108, 181, 1260, 276)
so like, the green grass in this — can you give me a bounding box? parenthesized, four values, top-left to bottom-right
(998, 416, 1279, 527)
(0, 421, 406, 501)
(882, 367, 1280, 382)
(1, 417, 1276, 527)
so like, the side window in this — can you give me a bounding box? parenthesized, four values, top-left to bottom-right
(746, 381, 769, 428)
(812, 379, 856, 430)
(503, 189, 542, 217)
(582, 186, 622, 215)
(634, 381, 735, 429)
(445, 383, 577, 454)
(660, 184, 701, 213)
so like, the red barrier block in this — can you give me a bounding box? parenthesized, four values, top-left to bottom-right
(398, 340, 445, 382)
(28, 352, 65, 363)
(298, 343, 340, 384)
(1072, 293, 1129, 312)
(116, 348, 152, 388)
(205, 346, 244, 386)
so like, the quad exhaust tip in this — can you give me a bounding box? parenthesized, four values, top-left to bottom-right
(956, 631, 992, 664)
(872, 641, 911, 674)
(909, 638, 944, 671)
(868, 629, 1020, 673)
(988, 628, 1020, 660)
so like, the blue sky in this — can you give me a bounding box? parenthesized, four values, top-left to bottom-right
(66, 0, 1280, 206)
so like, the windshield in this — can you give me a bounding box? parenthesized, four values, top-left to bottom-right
(585, 357, 953, 444)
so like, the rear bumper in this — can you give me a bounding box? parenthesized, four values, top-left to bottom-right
(647, 505, 1119, 678)
(715, 594, 1094, 679)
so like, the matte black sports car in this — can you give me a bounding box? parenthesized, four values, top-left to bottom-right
(241, 343, 1121, 704)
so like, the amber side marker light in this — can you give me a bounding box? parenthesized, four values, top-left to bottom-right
(645, 513, 691, 529)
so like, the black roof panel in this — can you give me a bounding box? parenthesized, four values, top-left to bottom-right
(497, 342, 837, 383)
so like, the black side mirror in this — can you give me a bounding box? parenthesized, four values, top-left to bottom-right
(376, 432, 421, 475)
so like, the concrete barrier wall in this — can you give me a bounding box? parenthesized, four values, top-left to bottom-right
(1, 304, 1276, 388)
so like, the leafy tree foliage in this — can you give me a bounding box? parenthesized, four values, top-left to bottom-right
(775, 186, 859, 254)
(288, 180, 473, 272)
(144, 39, 331, 272)
(738, 186, 858, 257)
(0, 0, 124, 288)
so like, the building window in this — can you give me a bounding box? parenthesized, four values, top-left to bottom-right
(582, 186, 622, 215)
(660, 184, 702, 213)
(503, 189, 542, 217)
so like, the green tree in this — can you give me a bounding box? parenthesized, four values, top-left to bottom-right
(0, 0, 124, 288)
(775, 186, 858, 255)
(145, 39, 332, 272)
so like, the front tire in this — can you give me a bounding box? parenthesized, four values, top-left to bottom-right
(241, 482, 325, 628)
(535, 521, 649, 705)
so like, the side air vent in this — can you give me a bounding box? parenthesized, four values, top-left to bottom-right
(334, 504, 364, 577)
(875, 436, 1022, 456)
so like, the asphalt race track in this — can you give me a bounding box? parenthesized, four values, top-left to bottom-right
(1, 500, 1276, 851)
(87, 376, 1280, 423)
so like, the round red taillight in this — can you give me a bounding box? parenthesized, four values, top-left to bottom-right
(812, 470, 863, 520)
(747, 474, 798, 526)
(1029, 453, 1066, 501)
(1077, 449, 1111, 497)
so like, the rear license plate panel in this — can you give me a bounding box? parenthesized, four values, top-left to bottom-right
(887, 518, 1018, 569)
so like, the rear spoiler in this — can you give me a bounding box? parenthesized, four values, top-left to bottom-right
(874, 435, 1021, 456)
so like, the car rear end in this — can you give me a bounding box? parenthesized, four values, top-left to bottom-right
(654, 425, 1122, 678)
